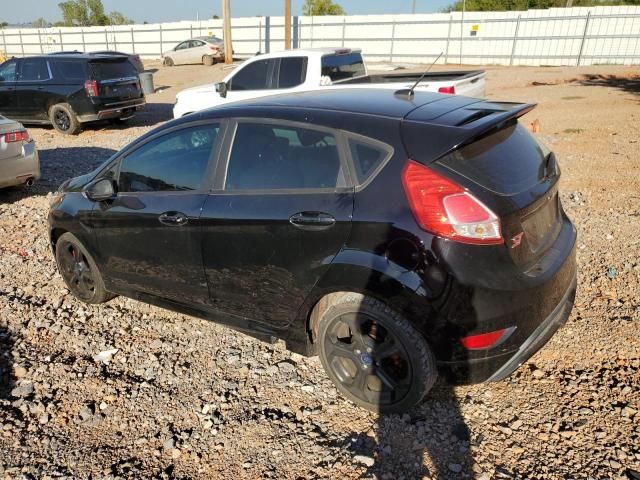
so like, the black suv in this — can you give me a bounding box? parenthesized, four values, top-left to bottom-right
(0, 54, 145, 134)
(48, 88, 577, 412)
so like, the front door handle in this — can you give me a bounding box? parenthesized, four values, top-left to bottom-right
(289, 211, 336, 231)
(159, 211, 188, 226)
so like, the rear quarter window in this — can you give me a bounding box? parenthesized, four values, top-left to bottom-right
(90, 60, 137, 80)
(348, 137, 393, 186)
(49, 60, 87, 82)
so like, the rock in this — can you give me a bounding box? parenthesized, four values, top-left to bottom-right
(13, 366, 27, 379)
(79, 405, 93, 422)
(354, 455, 375, 467)
(93, 348, 119, 364)
(532, 369, 545, 379)
(301, 385, 314, 393)
(448, 463, 463, 473)
(10, 383, 34, 398)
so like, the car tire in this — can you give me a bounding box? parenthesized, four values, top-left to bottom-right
(55, 232, 115, 304)
(163, 57, 174, 67)
(316, 293, 437, 413)
(49, 103, 81, 135)
(203, 55, 215, 66)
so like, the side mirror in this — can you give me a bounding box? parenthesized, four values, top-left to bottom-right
(84, 178, 115, 202)
(215, 81, 227, 98)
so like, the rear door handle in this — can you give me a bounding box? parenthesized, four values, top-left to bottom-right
(158, 211, 189, 226)
(289, 211, 336, 231)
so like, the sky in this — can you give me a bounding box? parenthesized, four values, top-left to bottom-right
(3, 0, 453, 24)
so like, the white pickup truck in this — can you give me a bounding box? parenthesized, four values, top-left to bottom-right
(173, 48, 486, 118)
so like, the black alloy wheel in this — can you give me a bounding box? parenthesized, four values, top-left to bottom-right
(54, 109, 71, 132)
(55, 233, 114, 304)
(57, 240, 96, 301)
(317, 294, 437, 413)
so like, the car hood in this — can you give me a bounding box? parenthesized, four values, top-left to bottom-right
(176, 83, 217, 99)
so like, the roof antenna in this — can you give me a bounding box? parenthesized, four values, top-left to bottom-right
(395, 52, 443, 99)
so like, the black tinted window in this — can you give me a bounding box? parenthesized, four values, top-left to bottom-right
(349, 139, 390, 185)
(119, 125, 219, 192)
(230, 59, 272, 90)
(50, 60, 86, 81)
(225, 123, 344, 190)
(278, 57, 306, 88)
(19, 58, 50, 81)
(0, 60, 17, 82)
(90, 60, 137, 80)
(321, 53, 366, 82)
(437, 123, 547, 195)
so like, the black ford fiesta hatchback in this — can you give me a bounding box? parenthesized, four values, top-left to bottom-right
(48, 88, 577, 412)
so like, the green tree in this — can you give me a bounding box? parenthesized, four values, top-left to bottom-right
(58, 0, 134, 26)
(444, 0, 640, 11)
(0, 21, 8, 29)
(32, 18, 50, 28)
(302, 0, 345, 15)
(108, 11, 132, 25)
(88, 0, 109, 25)
(58, 0, 89, 26)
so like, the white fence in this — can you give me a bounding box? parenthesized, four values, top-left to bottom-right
(2, 5, 640, 66)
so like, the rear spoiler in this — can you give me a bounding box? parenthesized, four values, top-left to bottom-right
(401, 101, 536, 163)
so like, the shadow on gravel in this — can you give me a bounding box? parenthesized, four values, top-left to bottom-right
(0, 326, 14, 400)
(338, 387, 474, 479)
(577, 74, 640, 97)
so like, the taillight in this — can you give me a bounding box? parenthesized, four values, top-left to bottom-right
(2, 129, 30, 143)
(402, 160, 503, 245)
(438, 86, 455, 94)
(84, 79, 99, 97)
(461, 327, 514, 350)
(209, 46, 220, 51)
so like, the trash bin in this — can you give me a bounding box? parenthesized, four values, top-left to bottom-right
(139, 72, 154, 95)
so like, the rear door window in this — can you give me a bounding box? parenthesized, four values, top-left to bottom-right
(225, 122, 346, 190)
(0, 60, 17, 82)
(229, 59, 275, 90)
(119, 124, 219, 193)
(321, 53, 366, 83)
(90, 60, 137, 80)
(277, 57, 307, 88)
(18, 58, 50, 81)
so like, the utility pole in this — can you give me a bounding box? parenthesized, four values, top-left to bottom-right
(412, 0, 416, 14)
(222, 0, 233, 63)
(284, 0, 292, 49)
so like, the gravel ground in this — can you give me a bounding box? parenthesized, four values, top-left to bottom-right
(0, 62, 639, 480)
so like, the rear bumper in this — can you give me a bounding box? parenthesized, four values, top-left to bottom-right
(78, 99, 146, 122)
(0, 141, 40, 189)
(437, 272, 576, 383)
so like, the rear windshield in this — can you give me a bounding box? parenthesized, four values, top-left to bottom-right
(321, 53, 365, 83)
(89, 60, 137, 80)
(437, 122, 548, 195)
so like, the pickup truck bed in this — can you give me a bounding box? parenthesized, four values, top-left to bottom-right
(342, 70, 485, 84)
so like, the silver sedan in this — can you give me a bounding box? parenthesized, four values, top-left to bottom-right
(0, 116, 40, 189)
(162, 36, 226, 66)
